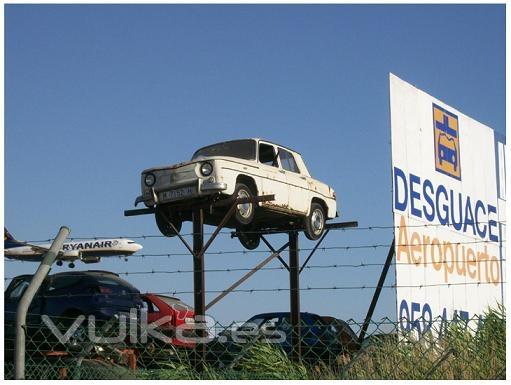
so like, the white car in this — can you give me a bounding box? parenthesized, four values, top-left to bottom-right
(135, 139, 337, 249)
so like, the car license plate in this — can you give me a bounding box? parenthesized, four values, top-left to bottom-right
(160, 186, 195, 202)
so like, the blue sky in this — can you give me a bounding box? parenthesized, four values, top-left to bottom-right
(4, 4, 505, 325)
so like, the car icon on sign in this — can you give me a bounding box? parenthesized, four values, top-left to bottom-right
(437, 133, 458, 171)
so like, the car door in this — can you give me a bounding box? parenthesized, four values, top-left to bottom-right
(278, 148, 310, 214)
(257, 142, 289, 211)
(4, 278, 31, 323)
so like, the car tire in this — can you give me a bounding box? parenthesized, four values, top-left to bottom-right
(237, 229, 261, 250)
(304, 202, 326, 240)
(233, 183, 256, 226)
(155, 209, 182, 237)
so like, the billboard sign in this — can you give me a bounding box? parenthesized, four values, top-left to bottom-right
(389, 74, 505, 335)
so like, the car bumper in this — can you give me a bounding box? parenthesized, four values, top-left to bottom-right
(200, 181, 227, 192)
(135, 182, 228, 207)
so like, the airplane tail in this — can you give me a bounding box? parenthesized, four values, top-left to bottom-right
(4, 228, 25, 248)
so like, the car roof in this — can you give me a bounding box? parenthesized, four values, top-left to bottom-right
(10, 270, 120, 281)
(51, 270, 120, 277)
(255, 139, 302, 155)
(195, 138, 302, 156)
(7, 271, 140, 294)
(51, 270, 139, 290)
(248, 312, 318, 319)
(144, 293, 182, 301)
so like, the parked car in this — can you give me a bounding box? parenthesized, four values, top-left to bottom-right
(134, 139, 338, 249)
(207, 312, 355, 366)
(142, 293, 195, 348)
(4, 270, 143, 357)
(5, 270, 143, 323)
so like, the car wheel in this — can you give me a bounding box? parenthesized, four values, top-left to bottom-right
(304, 202, 326, 240)
(233, 183, 255, 225)
(155, 209, 182, 237)
(237, 229, 260, 250)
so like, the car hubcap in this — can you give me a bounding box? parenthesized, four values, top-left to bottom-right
(311, 209, 324, 234)
(237, 189, 252, 218)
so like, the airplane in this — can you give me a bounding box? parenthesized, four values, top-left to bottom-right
(4, 228, 143, 268)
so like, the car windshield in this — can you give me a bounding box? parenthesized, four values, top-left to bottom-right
(47, 275, 83, 292)
(238, 315, 284, 331)
(191, 139, 256, 161)
(158, 295, 193, 312)
(237, 317, 266, 331)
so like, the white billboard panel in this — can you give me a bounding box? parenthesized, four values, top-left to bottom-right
(389, 74, 504, 335)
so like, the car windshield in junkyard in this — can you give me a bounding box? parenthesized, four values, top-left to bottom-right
(158, 295, 193, 312)
(192, 139, 256, 161)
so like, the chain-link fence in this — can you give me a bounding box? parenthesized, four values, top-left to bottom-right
(4, 306, 505, 380)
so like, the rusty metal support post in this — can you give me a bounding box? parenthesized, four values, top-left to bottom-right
(192, 208, 206, 370)
(288, 230, 301, 361)
(358, 239, 395, 343)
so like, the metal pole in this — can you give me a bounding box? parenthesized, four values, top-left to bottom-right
(288, 231, 301, 361)
(358, 239, 395, 343)
(14, 226, 70, 380)
(192, 208, 205, 370)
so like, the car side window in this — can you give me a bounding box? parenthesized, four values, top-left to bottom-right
(279, 149, 300, 173)
(259, 143, 279, 168)
(143, 299, 159, 313)
(8, 280, 30, 301)
(261, 316, 280, 331)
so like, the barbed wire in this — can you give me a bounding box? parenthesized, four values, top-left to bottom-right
(15, 219, 507, 243)
(146, 280, 508, 296)
(4, 238, 505, 264)
(1, 310, 493, 326)
(4, 281, 505, 299)
(4, 257, 507, 281)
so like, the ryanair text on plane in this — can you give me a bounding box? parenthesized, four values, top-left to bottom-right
(62, 240, 117, 251)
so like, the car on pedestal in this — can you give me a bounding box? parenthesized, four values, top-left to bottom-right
(134, 139, 338, 249)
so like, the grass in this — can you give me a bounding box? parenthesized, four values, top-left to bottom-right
(137, 306, 506, 380)
(11, 306, 506, 380)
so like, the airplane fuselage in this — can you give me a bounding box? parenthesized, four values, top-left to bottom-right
(4, 238, 142, 262)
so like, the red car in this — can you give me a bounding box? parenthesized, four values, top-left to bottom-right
(142, 293, 195, 348)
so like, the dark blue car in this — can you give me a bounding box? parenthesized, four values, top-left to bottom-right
(208, 312, 358, 366)
(5, 270, 143, 321)
(4, 270, 143, 358)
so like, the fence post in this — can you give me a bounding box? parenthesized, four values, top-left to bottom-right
(358, 239, 395, 344)
(289, 231, 301, 361)
(192, 209, 206, 371)
(14, 226, 70, 380)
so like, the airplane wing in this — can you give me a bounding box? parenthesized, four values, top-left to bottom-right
(28, 244, 51, 253)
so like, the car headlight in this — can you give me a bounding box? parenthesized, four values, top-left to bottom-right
(200, 162, 213, 176)
(144, 173, 156, 187)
